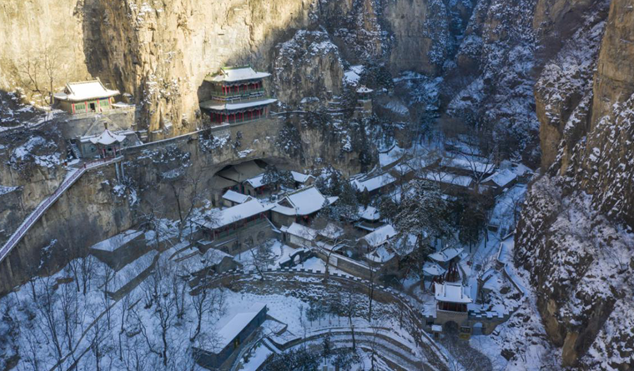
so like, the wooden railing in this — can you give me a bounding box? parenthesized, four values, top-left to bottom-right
(0, 157, 122, 264)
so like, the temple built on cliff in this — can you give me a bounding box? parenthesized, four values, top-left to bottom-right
(200, 66, 277, 125)
(54, 80, 120, 115)
(54, 79, 140, 159)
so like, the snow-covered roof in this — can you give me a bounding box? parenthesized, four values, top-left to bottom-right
(90, 230, 143, 252)
(200, 98, 278, 112)
(291, 171, 313, 183)
(422, 172, 473, 188)
(89, 129, 126, 145)
(393, 233, 419, 256)
(352, 173, 397, 192)
(272, 187, 337, 216)
(344, 65, 363, 85)
(109, 250, 158, 293)
(365, 245, 395, 263)
(513, 163, 533, 177)
(222, 190, 252, 204)
(360, 224, 397, 248)
(358, 206, 380, 221)
(286, 222, 317, 241)
(212, 175, 238, 189)
(245, 174, 266, 188)
(205, 199, 273, 229)
(428, 247, 464, 263)
(54, 80, 119, 102)
(423, 261, 447, 276)
(482, 169, 517, 188)
(207, 67, 271, 83)
(434, 282, 472, 304)
(441, 157, 495, 175)
(214, 303, 267, 352)
(318, 223, 344, 240)
(217, 161, 264, 183)
(357, 86, 373, 94)
(378, 145, 404, 167)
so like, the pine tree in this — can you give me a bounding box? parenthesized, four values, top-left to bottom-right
(394, 179, 452, 239)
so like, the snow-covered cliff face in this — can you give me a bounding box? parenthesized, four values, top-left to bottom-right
(516, 0, 634, 368)
(273, 30, 343, 109)
(0, 0, 456, 136)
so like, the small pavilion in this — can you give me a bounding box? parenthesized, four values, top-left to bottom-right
(200, 66, 277, 125)
(434, 281, 472, 313)
(54, 80, 120, 114)
(87, 128, 126, 158)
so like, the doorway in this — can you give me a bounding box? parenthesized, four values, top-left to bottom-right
(90, 103, 96, 112)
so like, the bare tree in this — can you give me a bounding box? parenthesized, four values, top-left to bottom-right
(169, 170, 206, 241)
(190, 275, 210, 343)
(17, 45, 60, 105)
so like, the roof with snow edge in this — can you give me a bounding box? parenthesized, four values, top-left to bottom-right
(204, 199, 273, 229)
(90, 229, 143, 252)
(358, 206, 380, 221)
(291, 171, 313, 183)
(54, 80, 119, 102)
(428, 247, 464, 263)
(360, 224, 397, 248)
(272, 186, 337, 216)
(434, 282, 472, 304)
(422, 172, 473, 188)
(206, 67, 271, 83)
(200, 98, 278, 112)
(318, 223, 344, 240)
(423, 261, 447, 276)
(357, 86, 373, 94)
(441, 157, 495, 175)
(217, 161, 264, 183)
(245, 174, 266, 188)
(89, 129, 126, 145)
(222, 190, 252, 204)
(286, 222, 317, 241)
(352, 173, 397, 192)
(482, 169, 517, 188)
(365, 245, 395, 263)
(213, 303, 267, 352)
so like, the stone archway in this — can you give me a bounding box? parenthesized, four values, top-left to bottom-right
(472, 322, 484, 336)
(443, 320, 460, 335)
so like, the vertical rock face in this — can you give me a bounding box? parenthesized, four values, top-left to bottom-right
(86, 0, 322, 138)
(0, 0, 459, 137)
(0, 125, 67, 244)
(273, 29, 344, 109)
(517, 0, 634, 368)
(590, 0, 634, 130)
(0, 0, 91, 99)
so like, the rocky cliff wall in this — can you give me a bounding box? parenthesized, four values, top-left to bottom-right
(0, 115, 365, 295)
(0, 0, 91, 100)
(516, 0, 634, 369)
(1, 0, 452, 137)
(0, 124, 68, 244)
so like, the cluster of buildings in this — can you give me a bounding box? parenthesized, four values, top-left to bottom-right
(55, 64, 522, 367)
(52, 66, 278, 161)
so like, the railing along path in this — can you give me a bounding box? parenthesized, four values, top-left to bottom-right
(0, 157, 122, 264)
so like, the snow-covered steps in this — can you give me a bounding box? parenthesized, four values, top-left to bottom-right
(0, 156, 123, 266)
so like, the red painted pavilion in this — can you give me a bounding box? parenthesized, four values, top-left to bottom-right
(200, 66, 277, 125)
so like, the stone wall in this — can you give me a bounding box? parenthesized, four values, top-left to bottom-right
(0, 116, 363, 295)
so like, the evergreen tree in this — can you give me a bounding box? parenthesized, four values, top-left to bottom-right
(262, 165, 294, 190)
(394, 179, 452, 239)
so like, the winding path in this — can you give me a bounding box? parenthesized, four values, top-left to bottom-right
(0, 156, 123, 264)
(197, 268, 458, 371)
